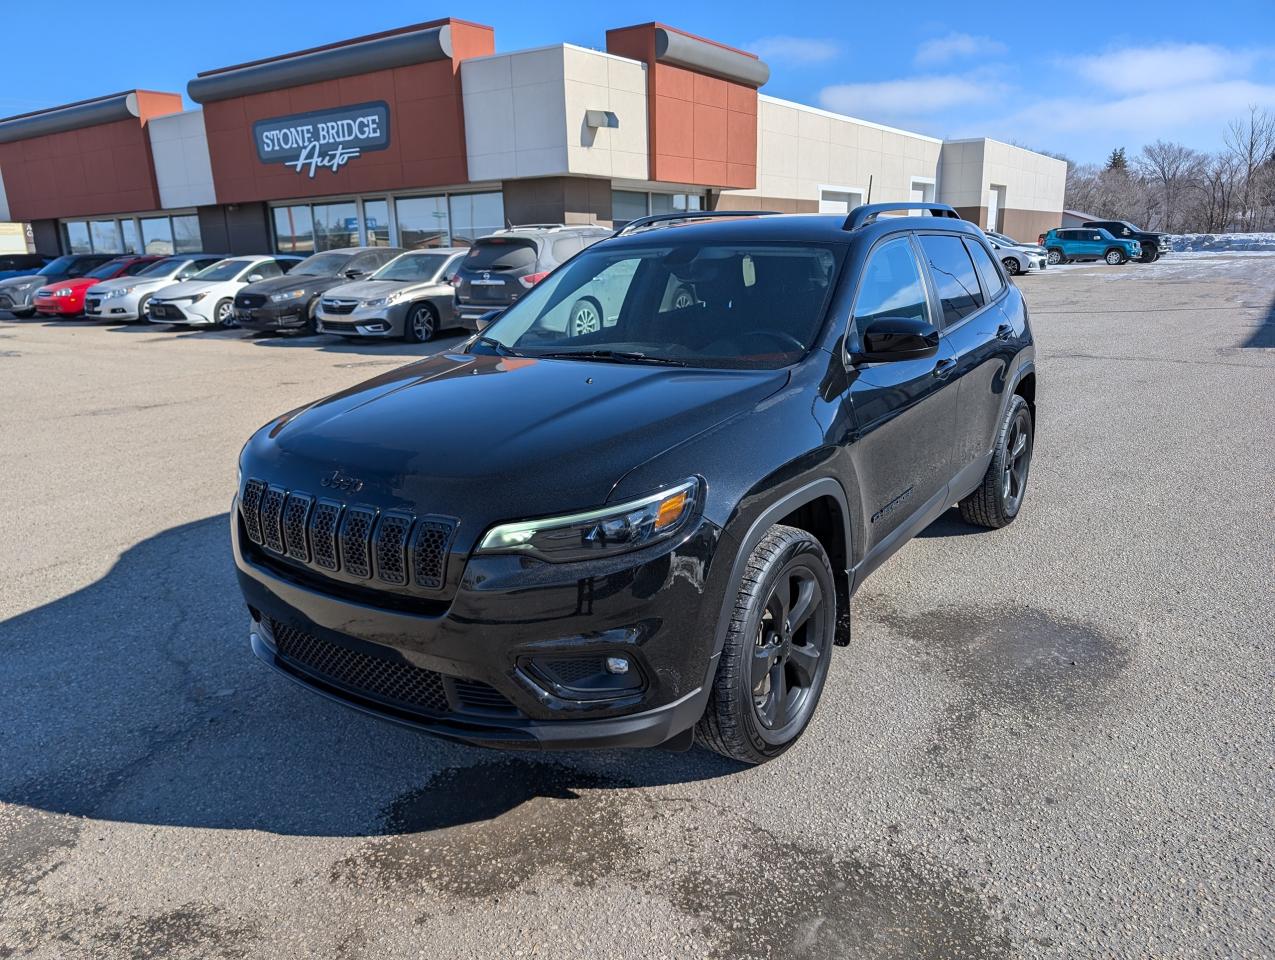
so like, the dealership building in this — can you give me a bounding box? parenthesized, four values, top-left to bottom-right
(0, 18, 1066, 258)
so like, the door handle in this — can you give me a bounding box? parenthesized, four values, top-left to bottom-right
(996, 323, 1014, 341)
(932, 358, 957, 379)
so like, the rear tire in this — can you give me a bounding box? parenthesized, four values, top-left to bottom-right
(696, 524, 836, 765)
(403, 302, 437, 343)
(958, 394, 1034, 529)
(1046, 248, 1064, 266)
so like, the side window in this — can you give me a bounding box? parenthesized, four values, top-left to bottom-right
(346, 253, 380, 275)
(550, 236, 583, 264)
(964, 238, 1005, 298)
(123, 260, 153, 276)
(254, 261, 284, 280)
(851, 237, 930, 331)
(917, 234, 985, 326)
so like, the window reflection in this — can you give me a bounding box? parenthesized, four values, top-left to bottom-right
(312, 203, 358, 251)
(273, 206, 313, 254)
(363, 200, 390, 246)
(395, 196, 450, 249)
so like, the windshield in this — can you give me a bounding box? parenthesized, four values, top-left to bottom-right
(291, 251, 353, 276)
(479, 242, 845, 370)
(85, 259, 130, 280)
(36, 256, 76, 276)
(137, 257, 184, 277)
(371, 253, 450, 282)
(194, 259, 252, 282)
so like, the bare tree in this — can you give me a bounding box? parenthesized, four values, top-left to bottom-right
(1136, 141, 1205, 232)
(1223, 107, 1275, 230)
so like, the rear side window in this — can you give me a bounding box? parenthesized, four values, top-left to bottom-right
(964, 239, 1005, 298)
(550, 236, 583, 263)
(464, 239, 537, 272)
(852, 237, 930, 328)
(918, 234, 985, 326)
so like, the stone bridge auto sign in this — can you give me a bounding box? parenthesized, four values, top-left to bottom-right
(253, 101, 391, 178)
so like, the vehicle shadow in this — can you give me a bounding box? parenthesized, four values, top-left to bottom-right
(916, 507, 986, 538)
(1242, 293, 1275, 348)
(0, 515, 741, 838)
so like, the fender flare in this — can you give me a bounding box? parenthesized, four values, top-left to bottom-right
(706, 476, 854, 675)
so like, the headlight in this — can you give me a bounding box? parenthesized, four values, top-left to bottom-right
(190, 292, 208, 303)
(54, 287, 73, 297)
(477, 479, 699, 562)
(105, 286, 133, 298)
(270, 288, 307, 303)
(362, 293, 403, 308)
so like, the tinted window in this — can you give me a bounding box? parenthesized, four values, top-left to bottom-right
(964, 239, 1005, 298)
(918, 234, 985, 326)
(195, 260, 252, 282)
(853, 237, 929, 328)
(85, 258, 132, 280)
(37, 256, 77, 276)
(463, 239, 537, 271)
(122, 260, 156, 277)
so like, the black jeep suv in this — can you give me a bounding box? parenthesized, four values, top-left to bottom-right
(232, 204, 1038, 764)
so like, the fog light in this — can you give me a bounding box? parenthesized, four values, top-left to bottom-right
(605, 656, 630, 675)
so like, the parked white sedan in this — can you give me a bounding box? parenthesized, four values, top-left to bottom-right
(984, 234, 1047, 276)
(147, 256, 302, 327)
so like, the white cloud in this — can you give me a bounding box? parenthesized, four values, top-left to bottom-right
(914, 33, 1006, 66)
(1067, 43, 1259, 93)
(747, 35, 839, 64)
(819, 74, 1001, 118)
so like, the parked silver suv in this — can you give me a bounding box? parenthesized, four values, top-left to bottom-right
(453, 224, 611, 330)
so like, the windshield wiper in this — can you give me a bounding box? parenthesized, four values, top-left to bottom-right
(470, 335, 523, 357)
(536, 349, 688, 367)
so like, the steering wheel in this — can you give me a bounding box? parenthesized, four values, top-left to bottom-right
(736, 330, 805, 354)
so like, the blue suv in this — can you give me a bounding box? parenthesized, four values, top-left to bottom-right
(1043, 228, 1141, 266)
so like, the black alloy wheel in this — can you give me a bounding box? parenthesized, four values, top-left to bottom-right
(959, 394, 1034, 529)
(1001, 256, 1021, 276)
(697, 524, 836, 764)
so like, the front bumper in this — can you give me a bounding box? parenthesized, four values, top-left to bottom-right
(0, 289, 36, 311)
(232, 503, 730, 750)
(34, 296, 80, 317)
(84, 292, 144, 321)
(148, 300, 213, 325)
(316, 303, 407, 338)
(236, 301, 309, 331)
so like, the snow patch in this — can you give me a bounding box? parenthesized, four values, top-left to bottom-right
(1166, 233, 1275, 253)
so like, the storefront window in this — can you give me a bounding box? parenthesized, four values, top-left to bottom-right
(90, 220, 122, 253)
(363, 199, 390, 246)
(612, 190, 648, 225)
(312, 202, 359, 251)
(172, 216, 202, 253)
(141, 217, 174, 255)
(396, 195, 450, 249)
(64, 221, 92, 254)
(273, 206, 314, 254)
(121, 220, 140, 254)
(448, 192, 504, 247)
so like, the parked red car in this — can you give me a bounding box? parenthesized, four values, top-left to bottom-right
(34, 255, 164, 318)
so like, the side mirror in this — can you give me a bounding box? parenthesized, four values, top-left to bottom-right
(475, 309, 503, 332)
(247, 274, 264, 283)
(853, 316, 940, 363)
(344, 268, 363, 278)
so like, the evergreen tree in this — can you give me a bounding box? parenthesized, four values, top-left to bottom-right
(1106, 147, 1127, 171)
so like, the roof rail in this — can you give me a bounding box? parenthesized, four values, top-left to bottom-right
(495, 223, 567, 232)
(843, 202, 961, 231)
(613, 210, 781, 237)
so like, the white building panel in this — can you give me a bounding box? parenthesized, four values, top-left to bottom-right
(148, 109, 215, 209)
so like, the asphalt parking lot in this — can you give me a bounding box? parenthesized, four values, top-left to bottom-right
(2, 255, 1272, 960)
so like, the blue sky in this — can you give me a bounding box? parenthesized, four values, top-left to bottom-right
(3, 0, 1273, 164)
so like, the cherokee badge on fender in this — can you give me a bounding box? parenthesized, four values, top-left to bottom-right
(232, 204, 1038, 764)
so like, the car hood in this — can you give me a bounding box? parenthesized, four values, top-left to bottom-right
(242, 274, 342, 297)
(1, 273, 56, 291)
(38, 277, 96, 293)
(242, 352, 788, 526)
(321, 278, 416, 300)
(153, 279, 221, 299)
(88, 275, 174, 294)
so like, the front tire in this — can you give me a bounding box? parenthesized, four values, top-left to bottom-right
(1046, 248, 1064, 266)
(135, 295, 151, 324)
(403, 302, 437, 343)
(1001, 257, 1021, 276)
(697, 524, 836, 765)
(213, 298, 234, 328)
(958, 394, 1034, 529)
(1105, 248, 1127, 265)
(1140, 247, 1157, 264)
(12, 307, 35, 318)
(567, 296, 603, 336)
